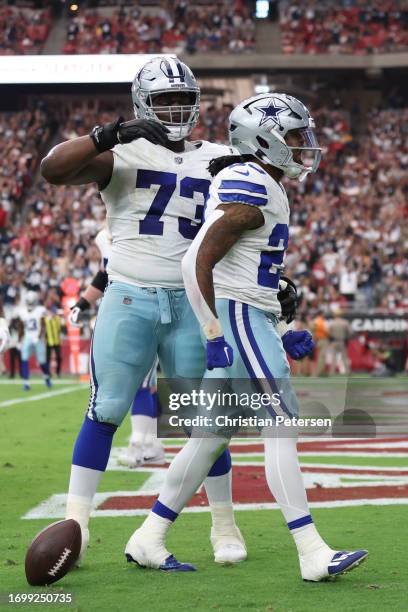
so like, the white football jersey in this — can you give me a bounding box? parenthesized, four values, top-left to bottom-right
(94, 228, 112, 271)
(100, 139, 234, 288)
(19, 305, 46, 342)
(205, 161, 290, 314)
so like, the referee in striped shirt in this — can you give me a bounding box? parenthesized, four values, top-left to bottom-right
(45, 309, 62, 377)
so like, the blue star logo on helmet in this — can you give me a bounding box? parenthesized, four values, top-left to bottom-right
(255, 98, 287, 128)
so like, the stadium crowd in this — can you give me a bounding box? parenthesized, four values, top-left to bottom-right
(0, 4, 51, 55)
(0, 99, 406, 327)
(63, 2, 255, 55)
(279, 1, 408, 55)
(286, 104, 408, 316)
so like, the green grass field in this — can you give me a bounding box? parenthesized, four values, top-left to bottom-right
(0, 379, 407, 612)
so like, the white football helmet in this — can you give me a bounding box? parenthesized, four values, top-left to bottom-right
(26, 291, 38, 310)
(131, 56, 200, 141)
(229, 93, 321, 181)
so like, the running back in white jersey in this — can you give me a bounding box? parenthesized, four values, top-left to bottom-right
(94, 228, 112, 271)
(100, 139, 233, 288)
(205, 161, 290, 315)
(19, 305, 46, 342)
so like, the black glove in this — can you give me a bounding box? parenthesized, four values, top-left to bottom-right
(277, 275, 298, 324)
(90, 117, 169, 153)
(69, 297, 90, 328)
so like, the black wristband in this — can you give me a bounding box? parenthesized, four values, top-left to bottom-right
(89, 117, 123, 153)
(90, 270, 108, 292)
(75, 297, 91, 312)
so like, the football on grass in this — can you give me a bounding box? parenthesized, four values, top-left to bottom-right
(25, 519, 82, 586)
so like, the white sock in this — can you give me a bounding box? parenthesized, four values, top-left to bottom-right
(65, 464, 103, 530)
(139, 511, 172, 536)
(130, 414, 152, 445)
(204, 471, 236, 530)
(263, 434, 310, 523)
(291, 524, 329, 557)
(158, 437, 229, 514)
(263, 433, 329, 556)
(147, 416, 158, 438)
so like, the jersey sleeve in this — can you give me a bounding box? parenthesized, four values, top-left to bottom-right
(214, 162, 269, 208)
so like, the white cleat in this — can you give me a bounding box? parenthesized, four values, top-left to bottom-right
(125, 527, 168, 569)
(143, 439, 166, 465)
(211, 525, 247, 564)
(300, 546, 368, 582)
(121, 441, 144, 468)
(125, 527, 196, 571)
(75, 526, 90, 567)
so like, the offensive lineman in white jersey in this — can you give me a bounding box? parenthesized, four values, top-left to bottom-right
(69, 227, 165, 467)
(126, 94, 368, 581)
(41, 57, 246, 569)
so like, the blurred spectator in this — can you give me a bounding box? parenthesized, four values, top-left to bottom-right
(339, 262, 359, 302)
(286, 105, 408, 317)
(63, 3, 255, 55)
(328, 309, 351, 374)
(280, 1, 408, 55)
(312, 310, 330, 376)
(0, 5, 51, 55)
(7, 317, 22, 379)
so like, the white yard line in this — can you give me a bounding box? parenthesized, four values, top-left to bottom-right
(22, 493, 408, 520)
(0, 385, 88, 408)
(0, 379, 83, 385)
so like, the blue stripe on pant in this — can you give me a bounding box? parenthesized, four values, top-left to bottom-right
(215, 299, 298, 420)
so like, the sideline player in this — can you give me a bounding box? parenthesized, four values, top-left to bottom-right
(69, 227, 165, 466)
(41, 57, 246, 568)
(17, 292, 52, 391)
(126, 94, 368, 580)
(0, 302, 11, 354)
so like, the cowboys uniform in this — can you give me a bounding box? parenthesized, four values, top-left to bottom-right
(19, 292, 51, 390)
(92, 58, 234, 426)
(125, 93, 368, 581)
(65, 57, 244, 571)
(94, 228, 163, 466)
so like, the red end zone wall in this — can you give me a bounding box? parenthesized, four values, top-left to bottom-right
(3, 339, 91, 375)
(3, 312, 407, 375)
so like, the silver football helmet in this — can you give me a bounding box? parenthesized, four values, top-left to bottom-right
(229, 93, 321, 181)
(131, 56, 200, 141)
(26, 291, 38, 311)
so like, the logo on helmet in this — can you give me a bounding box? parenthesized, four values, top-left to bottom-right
(160, 59, 186, 84)
(255, 98, 287, 129)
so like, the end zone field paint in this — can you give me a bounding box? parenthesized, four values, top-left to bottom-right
(22, 437, 408, 519)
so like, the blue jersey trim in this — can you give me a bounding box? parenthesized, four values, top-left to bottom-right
(218, 192, 267, 206)
(219, 180, 267, 195)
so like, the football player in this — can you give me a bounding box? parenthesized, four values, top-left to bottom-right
(17, 292, 52, 391)
(41, 57, 246, 568)
(69, 227, 165, 466)
(126, 94, 368, 580)
(0, 303, 10, 354)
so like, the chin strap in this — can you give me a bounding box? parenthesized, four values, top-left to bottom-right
(181, 209, 225, 340)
